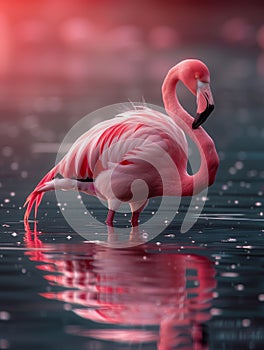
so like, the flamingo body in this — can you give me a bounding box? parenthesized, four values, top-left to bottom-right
(24, 59, 219, 226)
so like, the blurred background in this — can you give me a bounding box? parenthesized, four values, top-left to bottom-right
(0, 0, 264, 193)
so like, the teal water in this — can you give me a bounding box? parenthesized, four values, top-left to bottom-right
(1, 150, 264, 349)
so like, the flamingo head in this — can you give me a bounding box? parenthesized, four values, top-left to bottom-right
(179, 59, 214, 129)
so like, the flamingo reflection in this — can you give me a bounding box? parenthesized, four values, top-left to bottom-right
(24, 223, 216, 350)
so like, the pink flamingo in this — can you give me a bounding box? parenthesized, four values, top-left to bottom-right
(24, 59, 219, 226)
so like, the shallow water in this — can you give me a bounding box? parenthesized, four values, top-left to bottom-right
(0, 150, 264, 350)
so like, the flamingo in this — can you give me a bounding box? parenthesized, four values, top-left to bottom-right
(24, 59, 219, 227)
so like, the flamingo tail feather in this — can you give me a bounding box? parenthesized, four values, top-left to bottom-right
(23, 166, 59, 222)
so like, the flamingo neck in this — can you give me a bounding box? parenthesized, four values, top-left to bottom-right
(162, 67, 219, 196)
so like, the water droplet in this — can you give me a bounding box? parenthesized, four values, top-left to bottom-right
(10, 162, 19, 171)
(164, 233, 175, 238)
(258, 294, 264, 301)
(235, 284, 245, 291)
(142, 232, 148, 239)
(11, 232, 17, 237)
(242, 319, 251, 327)
(66, 235, 72, 240)
(221, 272, 239, 278)
(229, 167, 236, 175)
(214, 255, 221, 260)
(235, 161, 244, 170)
(4, 199, 10, 203)
(236, 245, 252, 249)
(21, 171, 28, 178)
(0, 311, 10, 321)
(210, 308, 222, 316)
(255, 202, 262, 207)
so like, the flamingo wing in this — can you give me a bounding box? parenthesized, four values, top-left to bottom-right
(24, 107, 188, 221)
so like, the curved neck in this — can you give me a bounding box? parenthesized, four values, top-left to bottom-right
(162, 67, 219, 195)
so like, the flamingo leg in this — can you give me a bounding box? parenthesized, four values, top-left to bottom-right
(130, 200, 148, 227)
(105, 199, 121, 226)
(131, 211, 140, 227)
(105, 209, 116, 226)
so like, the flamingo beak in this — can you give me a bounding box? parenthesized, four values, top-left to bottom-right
(192, 81, 214, 129)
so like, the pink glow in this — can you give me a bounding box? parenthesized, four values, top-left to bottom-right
(59, 18, 95, 46)
(105, 25, 143, 51)
(148, 26, 180, 49)
(221, 17, 253, 45)
(0, 14, 10, 75)
(16, 19, 50, 43)
(256, 25, 264, 50)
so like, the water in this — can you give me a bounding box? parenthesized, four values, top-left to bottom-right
(0, 149, 264, 350)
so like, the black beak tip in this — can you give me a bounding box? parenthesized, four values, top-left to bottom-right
(192, 104, 214, 130)
(192, 117, 201, 129)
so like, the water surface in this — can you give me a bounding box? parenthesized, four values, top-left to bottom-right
(1, 149, 264, 349)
